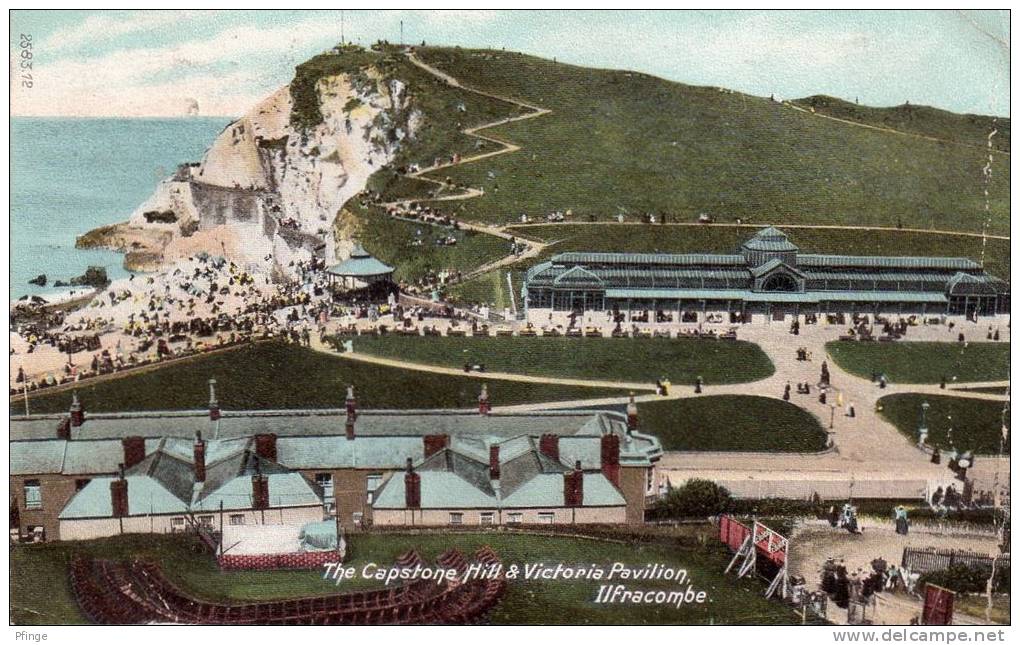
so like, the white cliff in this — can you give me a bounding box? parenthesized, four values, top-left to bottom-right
(84, 67, 420, 279)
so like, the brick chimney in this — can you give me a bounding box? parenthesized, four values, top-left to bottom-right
(345, 384, 357, 420)
(489, 445, 501, 480)
(626, 393, 638, 432)
(539, 434, 560, 461)
(122, 436, 146, 469)
(208, 379, 220, 421)
(345, 415, 356, 441)
(69, 392, 85, 427)
(563, 461, 584, 507)
(56, 417, 71, 441)
(193, 431, 206, 483)
(600, 433, 621, 487)
(110, 464, 129, 518)
(254, 433, 277, 461)
(404, 458, 421, 509)
(478, 384, 491, 416)
(423, 434, 448, 458)
(251, 459, 269, 510)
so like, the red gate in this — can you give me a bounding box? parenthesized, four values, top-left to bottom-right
(922, 584, 955, 625)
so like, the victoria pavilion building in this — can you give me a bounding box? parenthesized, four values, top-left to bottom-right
(522, 227, 1009, 323)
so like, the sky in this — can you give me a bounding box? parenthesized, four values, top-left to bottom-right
(9, 9, 1010, 118)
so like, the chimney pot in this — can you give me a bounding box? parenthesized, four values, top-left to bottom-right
(478, 384, 491, 416)
(626, 393, 638, 432)
(404, 462, 421, 509)
(110, 469, 129, 518)
(56, 418, 71, 441)
(489, 445, 501, 480)
(423, 434, 448, 458)
(122, 436, 146, 469)
(254, 433, 277, 460)
(194, 433, 206, 483)
(208, 379, 221, 421)
(539, 434, 560, 461)
(600, 433, 621, 487)
(69, 392, 85, 427)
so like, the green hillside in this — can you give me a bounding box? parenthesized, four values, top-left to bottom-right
(405, 48, 1008, 234)
(792, 95, 1010, 153)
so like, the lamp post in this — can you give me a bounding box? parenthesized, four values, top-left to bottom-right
(829, 404, 836, 429)
(918, 401, 930, 446)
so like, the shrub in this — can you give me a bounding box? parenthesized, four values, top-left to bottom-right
(653, 479, 732, 519)
(918, 562, 1010, 594)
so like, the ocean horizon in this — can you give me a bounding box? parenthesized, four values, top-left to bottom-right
(10, 116, 231, 300)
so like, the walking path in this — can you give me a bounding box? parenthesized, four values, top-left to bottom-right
(507, 220, 1010, 241)
(783, 101, 1010, 157)
(308, 316, 1009, 499)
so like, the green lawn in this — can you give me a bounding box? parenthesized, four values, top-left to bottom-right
(412, 48, 1008, 235)
(17, 342, 624, 415)
(639, 396, 829, 452)
(346, 336, 774, 385)
(11, 531, 806, 625)
(447, 268, 515, 310)
(878, 394, 1009, 454)
(826, 341, 1010, 384)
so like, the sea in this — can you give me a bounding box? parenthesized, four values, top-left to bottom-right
(10, 117, 231, 301)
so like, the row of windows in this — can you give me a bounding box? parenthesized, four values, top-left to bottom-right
(447, 512, 555, 525)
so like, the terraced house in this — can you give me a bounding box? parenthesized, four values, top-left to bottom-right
(10, 390, 662, 541)
(523, 227, 1010, 324)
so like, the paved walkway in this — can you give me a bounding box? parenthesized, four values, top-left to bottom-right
(309, 315, 1009, 499)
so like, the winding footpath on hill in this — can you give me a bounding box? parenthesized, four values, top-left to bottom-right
(784, 101, 1010, 156)
(372, 52, 1008, 301)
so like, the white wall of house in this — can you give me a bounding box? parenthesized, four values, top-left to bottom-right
(372, 505, 627, 527)
(58, 505, 324, 541)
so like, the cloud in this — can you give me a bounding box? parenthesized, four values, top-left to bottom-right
(41, 10, 223, 52)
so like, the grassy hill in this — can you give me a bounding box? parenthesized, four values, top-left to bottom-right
(403, 48, 1008, 234)
(791, 95, 1010, 153)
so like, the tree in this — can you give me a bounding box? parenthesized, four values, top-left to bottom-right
(654, 478, 732, 518)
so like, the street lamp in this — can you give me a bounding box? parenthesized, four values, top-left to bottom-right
(918, 401, 930, 446)
(829, 404, 836, 429)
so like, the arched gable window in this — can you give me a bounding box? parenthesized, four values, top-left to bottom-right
(761, 272, 798, 292)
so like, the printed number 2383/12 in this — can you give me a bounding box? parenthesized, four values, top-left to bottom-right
(20, 34, 33, 88)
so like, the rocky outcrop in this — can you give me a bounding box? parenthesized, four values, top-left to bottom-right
(81, 67, 420, 279)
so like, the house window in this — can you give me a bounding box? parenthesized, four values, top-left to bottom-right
(171, 517, 186, 529)
(480, 512, 495, 525)
(449, 512, 463, 526)
(366, 474, 382, 505)
(229, 514, 245, 526)
(507, 512, 523, 524)
(352, 512, 363, 526)
(538, 512, 555, 524)
(75, 479, 91, 491)
(315, 473, 334, 500)
(23, 480, 41, 510)
(198, 515, 214, 527)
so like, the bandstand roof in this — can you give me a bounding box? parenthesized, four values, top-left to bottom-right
(326, 243, 394, 277)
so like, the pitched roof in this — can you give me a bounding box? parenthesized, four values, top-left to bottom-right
(326, 243, 395, 277)
(742, 227, 799, 253)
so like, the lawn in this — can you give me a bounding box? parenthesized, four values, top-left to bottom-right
(826, 341, 1010, 384)
(411, 48, 1008, 235)
(347, 336, 774, 385)
(637, 396, 829, 452)
(878, 394, 1010, 454)
(11, 530, 806, 625)
(17, 342, 625, 415)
